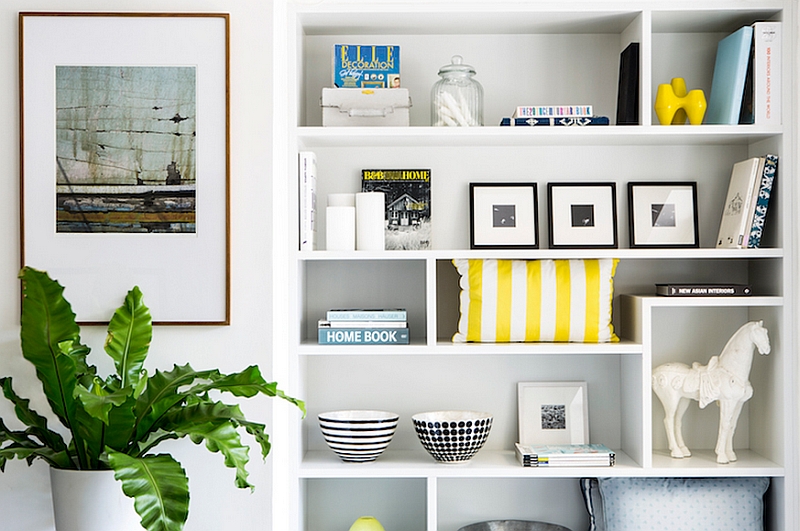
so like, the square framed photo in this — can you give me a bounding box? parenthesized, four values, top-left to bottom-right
(20, 13, 230, 324)
(518, 382, 589, 445)
(470, 183, 538, 249)
(628, 182, 699, 248)
(547, 183, 618, 249)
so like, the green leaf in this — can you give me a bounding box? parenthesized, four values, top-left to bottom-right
(131, 364, 220, 443)
(185, 422, 253, 490)
(0, 377, 68, 455)
(107, 450, 189, 531)
(74, 380, 131, 426)
(187, 365, 306, 416)
(19, 267, 93, 468)
(105, 287, 152, 390)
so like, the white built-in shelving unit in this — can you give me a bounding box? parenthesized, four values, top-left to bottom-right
(271, 2, 797, 530)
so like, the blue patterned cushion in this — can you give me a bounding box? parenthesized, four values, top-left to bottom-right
(594, 477, 769, 531)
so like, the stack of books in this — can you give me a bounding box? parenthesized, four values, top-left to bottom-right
(500, 105, 609, 127)
(515, 443, 616, 467)
(318, 308, 409, 345)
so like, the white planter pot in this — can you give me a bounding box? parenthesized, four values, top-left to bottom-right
(50, 468, 144, 531)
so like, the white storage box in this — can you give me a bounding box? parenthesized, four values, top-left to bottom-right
(321, 88, 411, 126)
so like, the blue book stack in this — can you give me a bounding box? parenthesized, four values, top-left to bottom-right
(706, 26, 754, 124)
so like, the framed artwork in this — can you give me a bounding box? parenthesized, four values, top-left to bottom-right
(628, 182, 699, 248)
(517, 381, 589, 445)
(20, 13, 230, 324)
(470, 183, 538, 249)
(547, 182, 618, 249)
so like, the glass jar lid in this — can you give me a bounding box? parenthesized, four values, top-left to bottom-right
(437, 55, 476, 76)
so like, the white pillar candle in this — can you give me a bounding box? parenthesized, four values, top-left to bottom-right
(355, 192, 385, 251)
(326, 206, 356, 251)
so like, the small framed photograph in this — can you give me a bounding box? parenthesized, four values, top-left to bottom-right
(547, 183, 618, 248)
(628, 182, 699, 248)
(470, 183, 538, 249)
(517, 381, 589, 445)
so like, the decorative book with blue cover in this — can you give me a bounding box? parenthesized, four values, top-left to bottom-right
(333, 45, 400, 88)
(748, 154, 778, 248)
(706, 26, 754, 124)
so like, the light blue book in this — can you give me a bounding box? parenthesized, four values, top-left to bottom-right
(706, 25, 754, 124)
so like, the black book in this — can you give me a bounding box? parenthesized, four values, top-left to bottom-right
(616, 42, 640, 125)
(655, 284, 752, 297)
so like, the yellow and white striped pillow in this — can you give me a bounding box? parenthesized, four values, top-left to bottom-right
(452, 258, 619, 343)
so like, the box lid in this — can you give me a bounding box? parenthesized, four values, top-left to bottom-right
(321, 88, 411, 118)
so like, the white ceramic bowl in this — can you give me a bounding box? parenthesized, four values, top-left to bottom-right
(318, 410, 400, 463)
(411, 411, 493, 462)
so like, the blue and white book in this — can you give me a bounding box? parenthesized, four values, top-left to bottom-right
(318, 319, 407, 328)
(748, 154, 778, 248)
(326, 308, 407, 321)
(318, 327, 410, 345)
(499, 116, 609, 127)
(706, 25, 754, 124)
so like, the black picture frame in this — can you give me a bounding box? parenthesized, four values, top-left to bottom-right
(470, 183, 539, 249)
(628, 182, 699, 248)
(547, 182, 618, 249)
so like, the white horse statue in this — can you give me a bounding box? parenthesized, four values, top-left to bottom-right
(652, 320, 770, 464)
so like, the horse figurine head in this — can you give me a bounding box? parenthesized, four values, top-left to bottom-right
(749, 320, 771, 356)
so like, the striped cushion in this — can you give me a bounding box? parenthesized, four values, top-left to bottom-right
(452, 258, 619, 343)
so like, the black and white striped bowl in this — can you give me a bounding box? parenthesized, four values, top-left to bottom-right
(318, 410, 400, 463)
(412, 411, 493, 462)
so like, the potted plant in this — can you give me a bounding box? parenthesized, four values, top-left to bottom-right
(0, 267, 304, 531)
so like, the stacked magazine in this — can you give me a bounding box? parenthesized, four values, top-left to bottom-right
(515, 443, 615, 467)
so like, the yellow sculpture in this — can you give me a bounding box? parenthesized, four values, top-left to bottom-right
(654, 78, 707, 125)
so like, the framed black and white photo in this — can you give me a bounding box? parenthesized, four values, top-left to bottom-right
(628, 182, 699, 248)
(20, 13, 230, 324)
(470, 183, 538, 249)
(517, 381, 589, 445)
(547, 183, 618, 248)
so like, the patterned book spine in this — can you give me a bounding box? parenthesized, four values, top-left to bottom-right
(513, 105, 593, 118)
(748, 154, 778, 248)
(500, 116, 609, 126)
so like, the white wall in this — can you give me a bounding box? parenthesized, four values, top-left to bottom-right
(0, 1, 280, 530)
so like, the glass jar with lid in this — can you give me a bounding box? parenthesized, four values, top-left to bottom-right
(431, 55, 484, 126)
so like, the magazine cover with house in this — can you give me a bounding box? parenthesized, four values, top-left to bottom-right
(361, 169, 431, 250)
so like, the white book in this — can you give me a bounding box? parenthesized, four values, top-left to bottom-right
(752, 22, 781, 125)
(716, 157, 762, 249)
(299, 151, 317, 251)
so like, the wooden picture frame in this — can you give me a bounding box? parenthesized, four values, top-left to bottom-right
(470, 183, 539, 249)
(20, 12, 230, 324)
(547, 182, 618, 249)
(517, 381, 589, 445)
(628, 182, 699, 248)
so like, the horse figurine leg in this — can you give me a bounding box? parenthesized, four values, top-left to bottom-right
(672, 397, 692, 457)
(652, 368, 692, 458)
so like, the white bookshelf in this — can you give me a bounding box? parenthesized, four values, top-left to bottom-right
(271, 2, 796, 530)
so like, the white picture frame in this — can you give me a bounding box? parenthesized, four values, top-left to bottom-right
(517, 381, 589, 445)
(20, 13, 230, 324)
(470, 183, 538, 249)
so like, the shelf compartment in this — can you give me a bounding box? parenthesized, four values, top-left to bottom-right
(305, 477, 426, 531)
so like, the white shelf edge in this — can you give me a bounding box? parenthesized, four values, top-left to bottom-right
(299, 449, 783, 479)
(296, 248, 784, 261)
(299, 339, 642, 356)
(625, 295, 783, 307)
(296, 125, 783, 148)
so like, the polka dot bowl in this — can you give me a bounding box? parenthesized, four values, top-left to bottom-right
(412, 410, 493, 462)
(318, 410, 400, 463)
